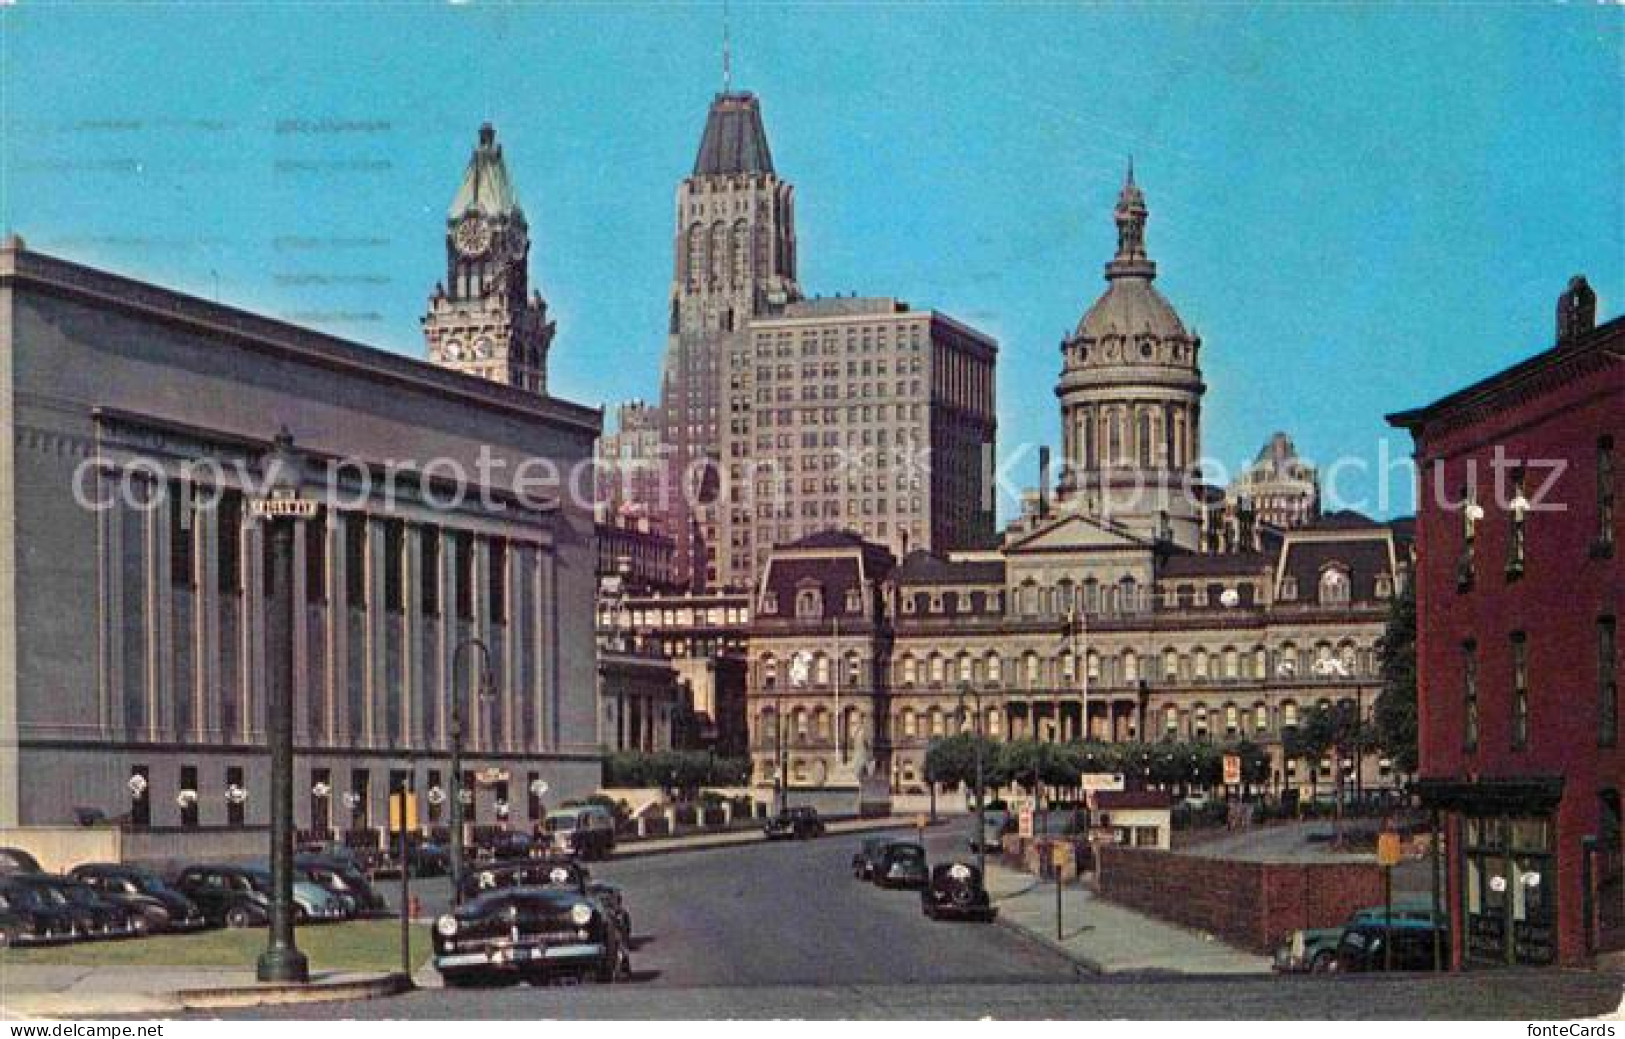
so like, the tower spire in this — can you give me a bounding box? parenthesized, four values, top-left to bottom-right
(722, 0, 732, 93)
(1107, 159, 1154, 280)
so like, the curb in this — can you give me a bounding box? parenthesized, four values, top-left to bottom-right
(610, 817, 936, 860)
(174, 971, 413, 1011)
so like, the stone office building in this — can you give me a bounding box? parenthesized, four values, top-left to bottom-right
(0, 129, 602, 836)
(745, 171, 1407, 801)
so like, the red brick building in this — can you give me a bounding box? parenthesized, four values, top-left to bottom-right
(1390, 278, 1621, 968)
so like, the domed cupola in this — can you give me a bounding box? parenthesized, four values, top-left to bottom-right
(1052, 162, 1209, 551)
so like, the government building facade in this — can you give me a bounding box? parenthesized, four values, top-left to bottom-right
(0, 123, 602, 837)
(745, 172, 1410, 800)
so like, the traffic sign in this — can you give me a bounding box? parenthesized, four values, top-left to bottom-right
(1222, 754, 1242, 786)
(1377, 831, 1403, 867)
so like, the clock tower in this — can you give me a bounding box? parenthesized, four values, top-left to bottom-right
(423, 123, 555, 394)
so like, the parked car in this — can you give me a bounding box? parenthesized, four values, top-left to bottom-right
(458, 858, 631, 938)
(293, 854, 388, 917)
(1273, 897, 1438, 973)
(432, 887, 630, 987)
(8, 875, 136, 939)
(968, 812, 1009, 854)
(1331, 919, 1450, 972)
(541, 806, 617, 860)
(851, 837, 895, 881)
(475, 830, 536, 862)
(764, 806, 825, 841)
(0, 879, 80, 944)
(873, 841, 929, 889)
(372, 837, 451, 879)
(0, 848, 43, 876)
(921, 862, 997, 922)
(70, 864, 206, 933)
(174, 864, 345, 927)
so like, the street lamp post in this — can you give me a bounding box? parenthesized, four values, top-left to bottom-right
(957, 683, 986, 878)
(251, 429, 316, 984)
(449, 636, 492, 905)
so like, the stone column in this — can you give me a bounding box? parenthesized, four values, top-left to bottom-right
(326, 511, 349, 744)
(402, 523, 423, 750)
(143, 478, 169, 742)
(364, 515, 386, 748)
(502, 541, 519, 753)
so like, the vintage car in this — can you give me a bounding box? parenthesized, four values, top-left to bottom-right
(458, 859, 631, 937)
(174, 864, 345, 927)
(293, 854, 388, 916)
(921, 862, 997, 922)
(432, 887, 630, 986)
(968, 812, 1010, 854)
(540, 806, 617, 860)
(0, 848, 43, 876)
(69, 864, 206, 933)
(1273, 897, 1437, 972)
(1331, 919, 1450, 972)
(0, 878, 81, 943)
(851, 837, 895, 881)
(7, 875, 137, 939)
(873, 841, 929, 889)
(764, 806, 825, 841)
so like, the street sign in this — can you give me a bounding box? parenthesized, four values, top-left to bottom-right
(1377, 831, 1403, 867)
(249, 491, 318, 520)
(475, 767, 509, 785)
(1018, 806, 1035, 839)
(1079, 772, 1124, 792)
(1222, 754, 1242, 786)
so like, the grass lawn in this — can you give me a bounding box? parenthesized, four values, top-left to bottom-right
(0, 919, 432, 972)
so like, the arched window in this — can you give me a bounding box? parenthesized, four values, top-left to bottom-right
(1254, 702, 1269, 732)
(1086, 650, 1101, 681)
(1224, 703, 1240, 734)
(1163, 705, 1179, 733)
(1163, 647, 1179, 683)
(1024, 652, 1040, 688)
(1319, 565, 1351, 605)
(929, 708, 945, 737)
(1223, 647, 1240, 680)
(986, 652, 1003, 684)
(958, 653, 974, 684)
(928, 654, 945, 685)
(1282, 700, 1299, 729)
(901, 655, 918, 686)
(1194, 647, 1210, 680)
(1254, 646, 1268, 679)
(1119, 576, 1139, 613)
(901, 708, 917, 738)
(846, 652, 863, 687)
(795, 587, 823, 619)
(1060, 651, 1076, 682)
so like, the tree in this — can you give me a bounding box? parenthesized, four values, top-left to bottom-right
(1374, 580, 1419, 774)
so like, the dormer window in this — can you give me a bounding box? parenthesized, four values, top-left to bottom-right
(1374, 573, 1393, 600)
(1280, 576, 1298, 602)
(794, 587, 823, 620)
(762, 592, 779, 615)
(929, 592, 944, 614)
(845, 588, 863, 615)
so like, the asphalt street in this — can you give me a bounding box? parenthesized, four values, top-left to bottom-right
(201, 824, 1625, 1019)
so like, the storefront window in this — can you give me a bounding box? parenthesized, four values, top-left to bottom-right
(1464, 814, 1555, 966)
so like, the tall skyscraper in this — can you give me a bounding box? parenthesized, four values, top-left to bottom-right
(424, 123, 556, 394)
(660, 91, 801, 589)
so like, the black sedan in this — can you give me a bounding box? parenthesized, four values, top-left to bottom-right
(0, 879, 79, 944)
(432, 887, 630, 987)
(459, 859, 631, 938)
(873, 842, 929, 889)
(921, 862, 997, 922)
(70, 864, 206, 933)
(764, 807, 825, 841)
(172, 864, 272, 928)
(0, 847, 42, 876)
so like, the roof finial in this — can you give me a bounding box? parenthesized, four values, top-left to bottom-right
(722, 0, 732, 93)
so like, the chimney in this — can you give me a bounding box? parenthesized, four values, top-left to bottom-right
(1038, 447, 1052, 519)
(1557, 275, 1597, 344)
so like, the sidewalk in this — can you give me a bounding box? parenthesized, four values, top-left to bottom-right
(0, 964, 409, 1018)
(611, 814, 926, 859)
(984, 863, 1271, 976)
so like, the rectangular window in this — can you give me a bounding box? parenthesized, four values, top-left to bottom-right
(305, 509, 327, 604)
(217, 492, 242, 596)
(489, 539, 507, 624)
(1602, 617, 1618, 748)
(1511, 633, 1529, 750)
(226, 765, 245, 828)
(1600, 436, 1616, 553)
(310, 766, 332, 833)
(1507, 466, 1528, 579)
(421, 526, 440, 616)
(345, 516, 367, 605)
(349, 769, 371, 829)
(129, 764, 150, 828)
(1464, 641, 1479, 752)
(454, 532, 474, 621)
(179, 764, 199, 828)
(169, 483, 194, 588)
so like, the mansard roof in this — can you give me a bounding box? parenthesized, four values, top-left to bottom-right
(449, 123, 523, 221)
(894, 550, 1005, 585)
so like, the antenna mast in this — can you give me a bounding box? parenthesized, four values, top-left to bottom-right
(722, 0, 732, 93)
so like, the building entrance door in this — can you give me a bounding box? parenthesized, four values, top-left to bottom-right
(1463, 815, 1556, 966)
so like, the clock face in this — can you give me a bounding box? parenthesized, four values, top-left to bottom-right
(454, 215, 491, 257)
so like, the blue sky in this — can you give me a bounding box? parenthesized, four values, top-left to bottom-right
(3, 2, 1619, 521)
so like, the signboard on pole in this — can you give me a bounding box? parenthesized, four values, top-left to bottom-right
(1018, 806, 1035, 839)
(1377, 831, 1403, 867)
(1222, 754, 1242, 786)
(1079, 772, 1125, 792)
